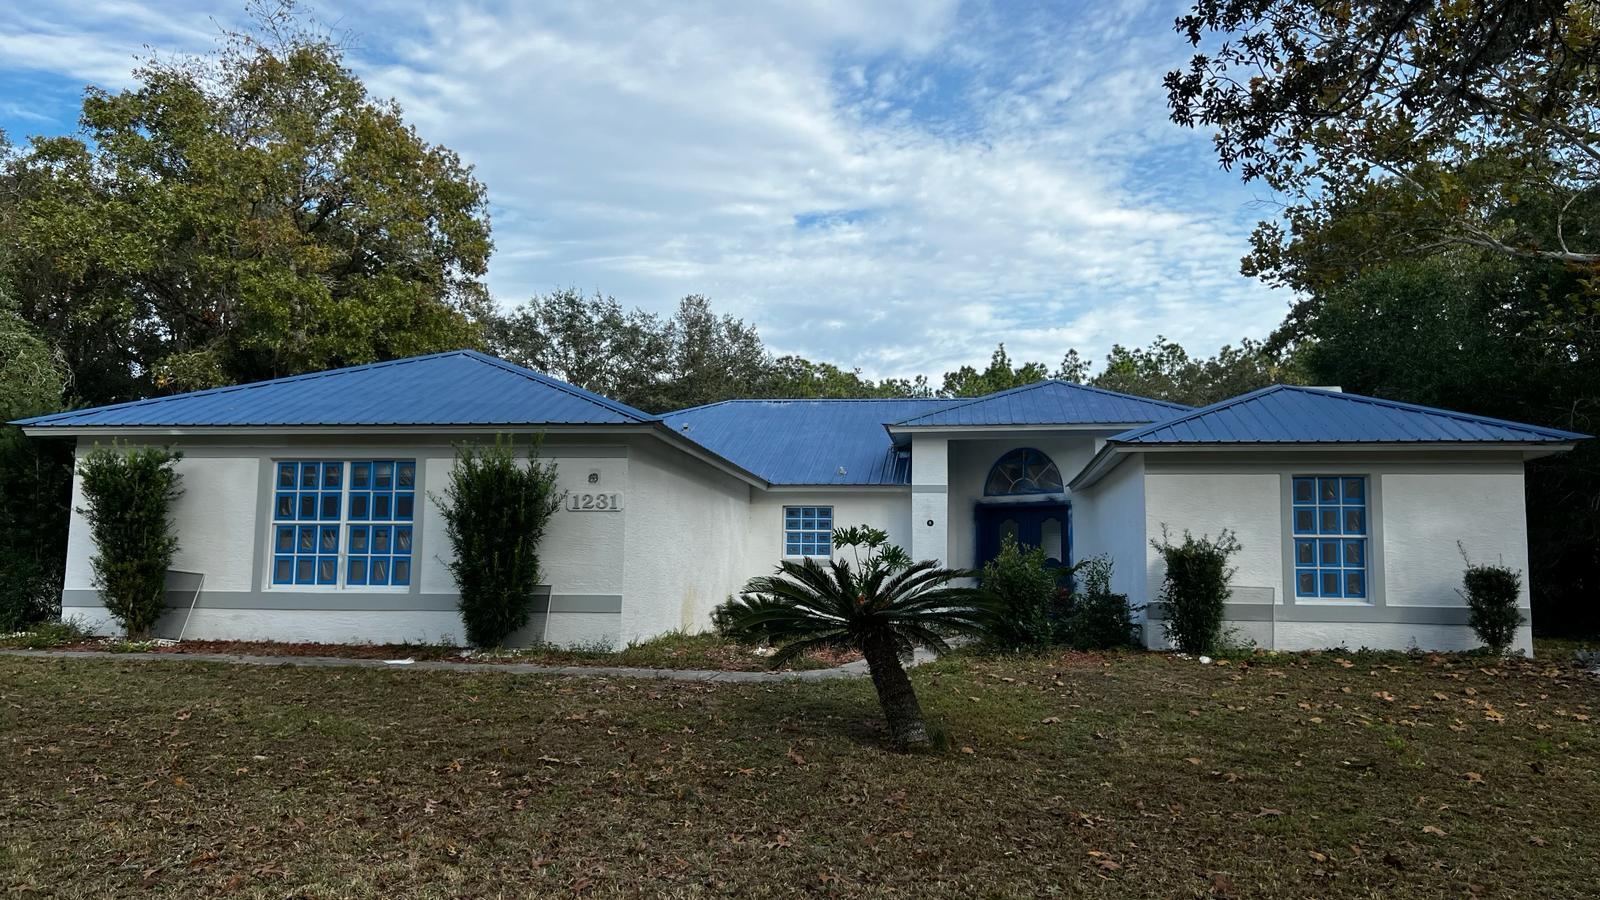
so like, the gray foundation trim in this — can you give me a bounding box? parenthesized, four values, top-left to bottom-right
(911, 484, 948, 493)
(1142, 601, 1517, 626)
(62, 588, 622, 615)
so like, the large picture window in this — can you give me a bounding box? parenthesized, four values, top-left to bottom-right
(783, 506, 833, 557)
(1291, 475, 1367, 600)
(272, 460, 415, 588)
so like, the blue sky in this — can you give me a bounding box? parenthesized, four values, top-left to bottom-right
(0, 0, 1289, 380)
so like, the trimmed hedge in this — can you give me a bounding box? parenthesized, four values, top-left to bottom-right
(1151, 527, 1241, 655)
(77, 445, 184, 638)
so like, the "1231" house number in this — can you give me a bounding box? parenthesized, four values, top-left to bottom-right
(566, 492, 622, 511)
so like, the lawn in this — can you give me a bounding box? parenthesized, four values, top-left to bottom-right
(2, 650, 1596, 898)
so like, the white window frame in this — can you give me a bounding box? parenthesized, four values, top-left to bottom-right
(266, 459, 416, 592)
(782, 505, 834, 558)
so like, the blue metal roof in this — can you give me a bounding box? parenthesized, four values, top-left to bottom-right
(892, 380, 1190, 427)
(660, 398, 966, 485)
(1110, 385, 1590, 445)
(12, 350, 653, 428)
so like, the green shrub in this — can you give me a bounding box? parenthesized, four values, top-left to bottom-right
(1058, 555, 1138, 650)
(437, 436, 563, 647)
(77, 445, 184, 638)
(1460, 555, 1523, 654)
(0, 548, 56, 633)
(709, 596, 742, 639)
(1151, 526, 1241, 655)
(981, 535, 1061, 650)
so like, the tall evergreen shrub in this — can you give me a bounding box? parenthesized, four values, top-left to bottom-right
(1151, 527, 1241, 655)
(1460, 553, 1524, 654)
(77, 445, 184, 638)
(438, 436, 563, 647)
(981, 535, 1062, 650)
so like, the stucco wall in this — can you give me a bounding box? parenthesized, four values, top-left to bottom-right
(747, 489, 911, 571)
(1070, 453, 1146, 604)
(621, 435, 752, 643)
(59, 435, 642, 647)
(1136, 452, 1535, 654)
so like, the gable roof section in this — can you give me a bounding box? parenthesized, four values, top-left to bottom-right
(891, 380, 1191, 428)
(660, 398, 965, 485)
(12, 350, 654, 429)
(1109, 385, 1590, 445)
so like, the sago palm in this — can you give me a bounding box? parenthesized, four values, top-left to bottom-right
(721, 528, 994, 750)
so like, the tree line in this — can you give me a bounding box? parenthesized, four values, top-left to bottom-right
(2, 1, 1595, 635)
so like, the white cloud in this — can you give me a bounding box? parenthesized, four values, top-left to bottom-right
(0, 0, 1290, 381)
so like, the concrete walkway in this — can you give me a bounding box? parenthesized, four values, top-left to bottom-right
(0, 647, 934, 683)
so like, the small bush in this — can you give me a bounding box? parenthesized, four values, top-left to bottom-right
(1057, 555, 1138, 650)
(1151, 526, 1241, 655)
(1460, 553, 1523, 655)
(77, 445, 184, 638)
(1, 617, 91, 649)
(981, 536, 1061, 650)
(709, 596, 742, 639)
(437, 436, 563, 647)
(0, 548, 58, 633)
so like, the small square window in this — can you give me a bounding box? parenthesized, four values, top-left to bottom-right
(395, 493, 414, 519)
(372, 526, 391, 553)
(296, 557, 316, 585)
(1318, 477, 1340, 502)
(1319, 540, 1340, 565)
(1296, 570, 1317, 597)
(1293, 508, 1315, 533)
(297, 526, 317, 552)
(1320, 571, 1341, 597)
(276, 494, 295, 520)
(323, 464, 342, 488)
(1295, 540, 1315, 565)
(1344, 571, 1366, 598)
(319, 526, 339, 553)
(1343, 540, 1364, 566)
(1343, 508, 1364, 535)
(392, 559, 411, 586)
(347, 557, 367, 586)
(1292, 478, 1315, 503)
(394, 527, 412, 553)
(397, 463, 415, 488)
(320, 492, 341, 520)
(274, 557, 293, 584)
(298, 494, 318, 520)
(350, 493, 370, 520)
(351, 463, 371, 488)
(278, 464, 296, 488)
(1342, 478, 1364, 501)
(1319, 508, 1340, 534)
(375, 462, 393, 489)
(349, 526, 368, 553)
(370, 558, 390, 585)
(276, 526, 295, 552)
(300, 463, 319, 489)
(317, 557, 338, 585)
(373, 493, 392, 519)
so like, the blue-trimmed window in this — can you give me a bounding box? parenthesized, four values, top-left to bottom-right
(1291, 475, 1368, 600)
(783, 506, 833, 557)
(272, 460, 415, 588)
(984, 448, 1063, 496)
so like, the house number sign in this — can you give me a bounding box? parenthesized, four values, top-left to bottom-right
(566, 492, 622, 511)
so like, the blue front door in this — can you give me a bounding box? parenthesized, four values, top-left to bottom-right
(975, 502, 1069, 570)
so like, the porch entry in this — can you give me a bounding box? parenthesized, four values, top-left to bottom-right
(974, 502, 1069, 570)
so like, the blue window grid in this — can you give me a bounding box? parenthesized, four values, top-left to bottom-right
(272, 459, 415, 588)
(1292, 475, 1368, 599)
(783, 506, 833, 557)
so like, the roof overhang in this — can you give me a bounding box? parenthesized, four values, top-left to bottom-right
(1069, 440, 1581, 491)
(884, 422, 1152, 446)
(23, 421, 773, 491)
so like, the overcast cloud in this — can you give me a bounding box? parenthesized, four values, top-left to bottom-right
(0, 0, 1290, 380)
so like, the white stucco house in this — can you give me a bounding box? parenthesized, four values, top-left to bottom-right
(15, 349, 1588, 654)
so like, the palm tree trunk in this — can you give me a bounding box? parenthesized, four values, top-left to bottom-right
(861, 636, 929, 750)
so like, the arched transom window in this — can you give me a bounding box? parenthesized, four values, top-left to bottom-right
(984, 448, 1063, 496)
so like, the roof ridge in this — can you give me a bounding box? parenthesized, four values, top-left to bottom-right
(1272, 385, 1590, 440)
(893, 379, 1189, 427)
(454, 350, 652, 422)
(1107, 384, 1286, 442)
(663, 396, 960, 414)
(14, 350, 477, 425)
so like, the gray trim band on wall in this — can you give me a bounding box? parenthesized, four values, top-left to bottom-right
(1142, 601, 1517, 626)
(911, 484, 947, 493)
(62, 589, 623, 615)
